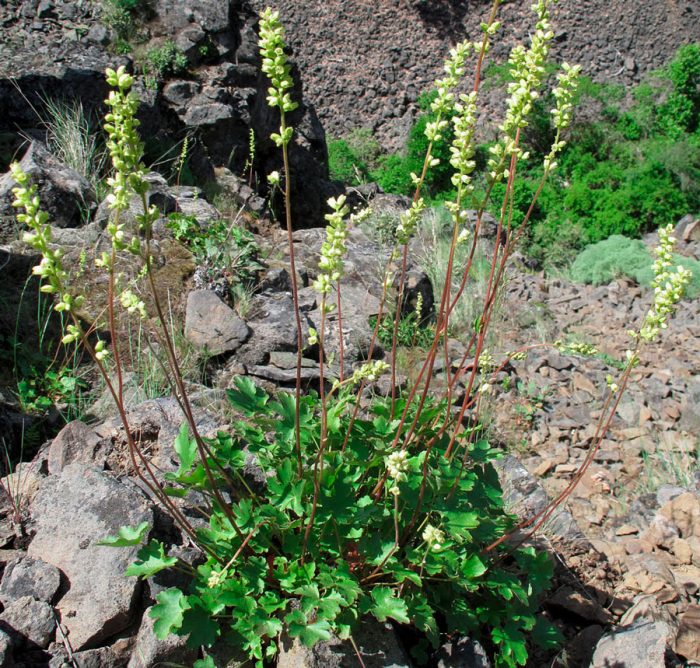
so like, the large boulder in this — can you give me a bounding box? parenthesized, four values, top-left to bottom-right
(185, 289, 251, 356)
(590, 619, 676, 668)
(28, 464, 152, 650)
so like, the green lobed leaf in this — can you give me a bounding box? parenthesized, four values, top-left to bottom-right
(97, 521, 149, 547)
(150, 588, 190, 640)
(285, 609, 333, 647)
(181, 599, 221, 647)
(227, 376, 270, 415)
(405, 592, 439, 647)
(367, 587, 410, 624)
(125, 541, 178, 579)
(461, 554, 488, 580)
(267, 459, 306, 517)
(174, 422, 197, 476)
(532, 615, 564, 650)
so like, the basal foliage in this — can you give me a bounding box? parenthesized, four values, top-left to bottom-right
(124, 380, 555, 666)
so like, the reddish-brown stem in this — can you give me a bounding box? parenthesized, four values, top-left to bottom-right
(485, 359, 635, 554)
(390, 245, 410, 418)
(336, 283, 345, 382)
(280, 117, 305, 479)
(302, 298, 328, 559)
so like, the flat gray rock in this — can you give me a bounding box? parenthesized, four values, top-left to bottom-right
(0, 595, 55, 648)
(28, 464, 152, 650)
(0, 141, 96, 242)
(185, 289, 251, 356)
(590, 619, 673, 668)
(48, 420, 102, 474)
(0, 555, 61, 604)
(436, 636, 491, 667)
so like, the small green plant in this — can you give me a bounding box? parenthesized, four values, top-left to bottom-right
(145, 41, 188, 78)
(513, 380, 549, 426)
(327, 128, 382, 185)
(638, 439, 700, 493)
(166, 213, 263, 286)
(328, 138, 368, 185)
(100, 0, 147, 44)
(16, 366, 87, 415)
(370, 309, 435, 349)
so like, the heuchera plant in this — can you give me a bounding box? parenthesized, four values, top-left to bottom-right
(12, 2, 691, 667)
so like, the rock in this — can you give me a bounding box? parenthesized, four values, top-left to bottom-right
(69, 645, 128, 668)
(494, 456, 586, 544)
(674, 603, 700, 663)
(231, 292, 312, 366)
(0, 142, 96, 242)
(0, 596, 55, 648)
(659, 492, 700, 538)
(548, 586, 612, 625)
(86, 23, 109, 46)
(556, 625, 603, 668)
(28, 464, 152, 650)
(212, 168, 267, 214)
(85, 372, 149, 423)
(0, 467, 43, 513)
(590, 620, 674, 668)
(672, 537, 693, 565)
(276, 619, 410, 668)
(675, 214, 700, 243)
(0, 629, 11, 666)
(47, 420, 102, 474)
(184, 290, 251, 356)
(0, 556, 61, 604)
(127, 606, 197, 668)
(435, 636, 491, 667)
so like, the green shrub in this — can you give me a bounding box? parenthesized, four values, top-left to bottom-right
(327, 129, 381, 185)
(569, 234, 700, 297)
(146, 41, 188, 77)
(569, 235, 653, 285)
(372, 91, 455, 197)
(100, 0, 149, 43)
(344, 127, 382, 171)
(327, 138, 368, 184)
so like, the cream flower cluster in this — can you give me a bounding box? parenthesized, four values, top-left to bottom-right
(11, 164, 83, 323)
(422, 523, 446, 551)
(425, 41, 472, 146)
(259, 8, 298, 147)
(104, 67, 156, 256)
(639, 224, 691, 342)
(488, 0, 555, 182)
(386, 450, 410, 496)
(349, 360, 390, 385)
(395, 198, 425, 245)
(543, 62, 581, 172)
(314, 195, 350, 298)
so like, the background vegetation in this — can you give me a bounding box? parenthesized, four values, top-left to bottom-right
(329, 44, 700, 271)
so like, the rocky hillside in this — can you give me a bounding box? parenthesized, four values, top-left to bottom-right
(249, 0, 700, 147)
